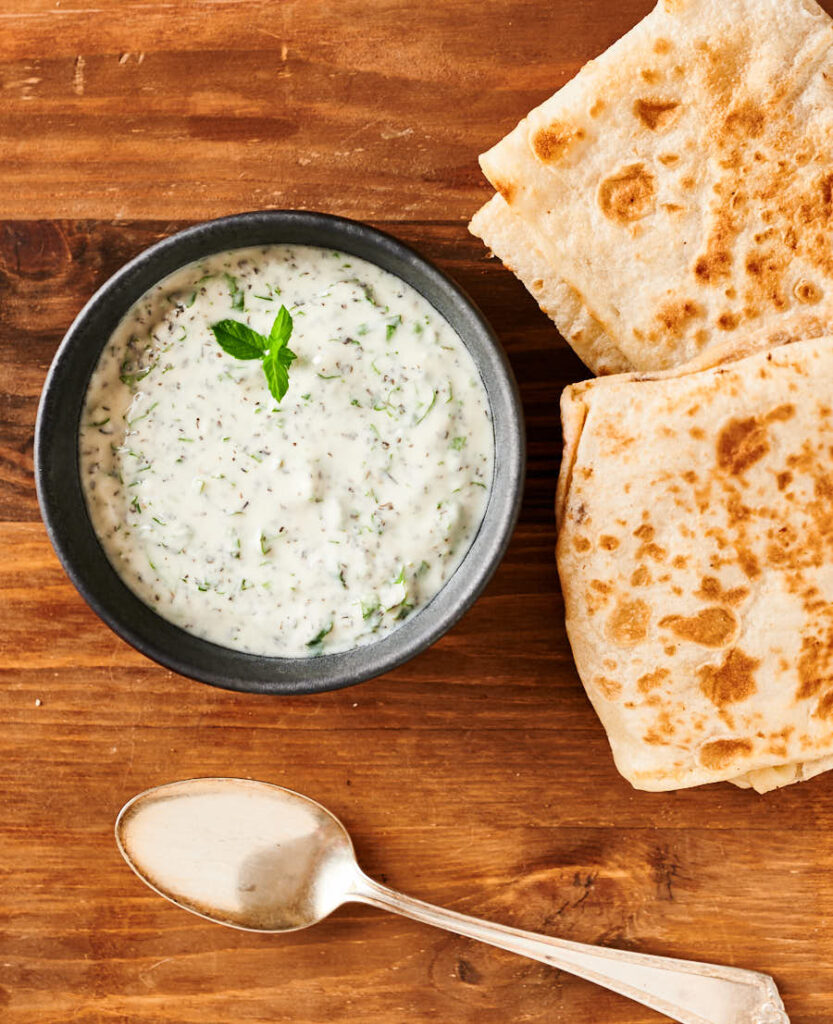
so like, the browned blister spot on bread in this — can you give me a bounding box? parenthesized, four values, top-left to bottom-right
(794, 280, 823, 304)
(633, 523, 668, 562)
(643, 709, 676, 745)
(736, 546, 761, 580)
(651, 298, 702, 342)
(695, 576, 749, 605)
(815, 690, 833, 719)
(717, 416, 770, 475)
(638, 667, 670, 693)
(494, 179, 516, 204)
(697, 649, 760, 706)
(693, 208, 735, 284)
(607, 598, 651, 646)
(765, 403, 795, 423)
(660, 606, 738, 647)
(699, 737, 754, 770)
(631, 565, 651, 586)
(744, 248, 788, 311)
(634, 98, 681, 131)
(716, 404, 795, 478)
(593, 676, 622, 700)
(723, 100, 765, 140)
(531, 121, 585, 164)
(717, 312, 740, 331)
(598, 164, 656, 223)
(797, 633, 833, 700)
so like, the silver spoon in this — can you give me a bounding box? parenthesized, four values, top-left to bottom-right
(116, 778, 788, 1024)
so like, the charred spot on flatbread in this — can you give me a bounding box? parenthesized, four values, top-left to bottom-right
(797, 633, 833, 699)
(815, 690, 833, 719)
(716, 404, 795, 476)
(699, 737, 754, 770)
(651, 297, 703, 343)
(634, 98, 681, 131)
(606, 598, 651, 646)
(593, 675, 623, 700)
(660, 607, 739, 647)
(697, 648, 760, 707)
(722, 100, 765, 140)
(794, 280, 823, 304)
(694, 576, 749, 605)
(638, 667, 671, 693)
(531, 121, 585, 165)
(717, 417, 770, 475)
(493, 179, 516, 205)
(598, 164, 656, 224)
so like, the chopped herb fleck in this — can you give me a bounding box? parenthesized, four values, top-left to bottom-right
(386, 314, 401, 340)
(224, 272, 246, 311)
(415, 389, 437, 425)
(307, 622, 333, 646)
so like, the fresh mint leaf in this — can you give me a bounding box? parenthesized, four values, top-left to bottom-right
(261, 305, 296, 403)
(263, 341, 296, 403)
(210, 320, 267, 360)
(269, 304, 293, 349)
(210, 306, 296, 404)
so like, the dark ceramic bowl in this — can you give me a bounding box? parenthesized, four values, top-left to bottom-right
(35, 210, 525, 695)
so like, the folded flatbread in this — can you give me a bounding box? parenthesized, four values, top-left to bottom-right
(474, 0, 833, 373)
(556, 335, 833, 791)
(469, 196, 632, 375)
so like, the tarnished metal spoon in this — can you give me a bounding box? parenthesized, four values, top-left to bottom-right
(116, 778, 788, 1024)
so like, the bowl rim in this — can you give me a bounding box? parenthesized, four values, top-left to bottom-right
(35, 209, 525, 695)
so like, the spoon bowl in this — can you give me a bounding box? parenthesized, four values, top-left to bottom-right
(117, 778, 789, 1024)
(116, 778, 358, 932)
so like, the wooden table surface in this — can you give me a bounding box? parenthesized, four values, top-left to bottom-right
(2, 1, 831, 1021)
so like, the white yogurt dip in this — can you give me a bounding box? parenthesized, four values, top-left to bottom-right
(79, 245, 495, 656)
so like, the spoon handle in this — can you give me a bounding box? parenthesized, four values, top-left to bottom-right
(350, 873, 788, 1024)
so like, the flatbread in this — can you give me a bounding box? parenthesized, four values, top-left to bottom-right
(479, 0, 833, 373)
(556, 334, 833, 791)
(469, 196, 632, 375)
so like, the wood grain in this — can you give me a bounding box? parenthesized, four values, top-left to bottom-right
(1, 1, 832, 1022)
